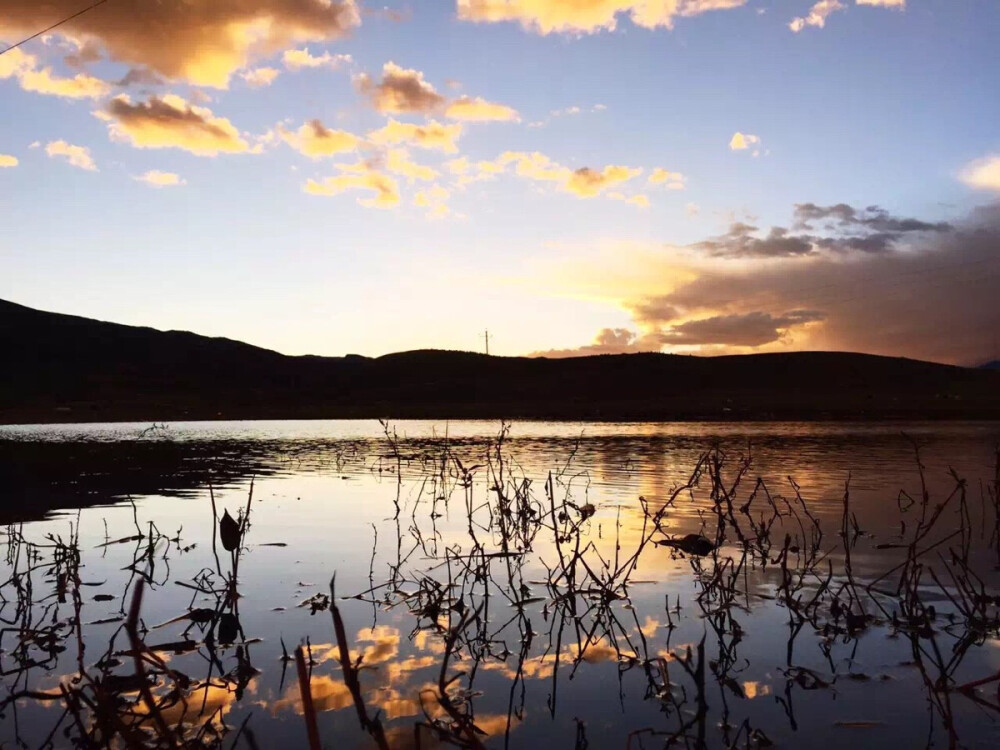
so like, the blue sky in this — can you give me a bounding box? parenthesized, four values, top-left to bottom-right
(1, 1, 998, 363)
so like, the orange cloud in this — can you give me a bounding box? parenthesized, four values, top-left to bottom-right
(97, 94, 251, 156)
(413, 184, 452, 218)
(497, 151, 642, 197)
(0, 47, 108, 99)
(0, 1, 360, 88)
(385, 148, 439, 181)
(305, 161, 401, 208)
(445, 95, 520, 122)
(456, 0, 748, 35)
(609, 191, 651, 207)
(271, 675, 353, 715)
(368, 119, 463, 153)
(18, 67, 110, 99)
(742, 681, 772, 699)
(0, 48, 35, 80)
(354, 625, 400, 665)
(45, 140, 96, 170)
(139, 680, 247, 731)
(446, 155, 507, 186)
(729, 131, 762, 156)
(356, 61, 446, 113)
(0, 154, 18, 168)
(648, 167, 685, 189)
(499, 150, 568, 181)
(135, 170, 185, 187)
(278, 119, 360, 158)
(565, 165, 641, 197)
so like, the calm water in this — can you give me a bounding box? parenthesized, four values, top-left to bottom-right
(1, 420, 999, 748)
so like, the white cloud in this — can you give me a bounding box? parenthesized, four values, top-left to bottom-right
(789, 0, 845, 32)
(241, 67, 280, 87)
(45, 140, 97, 170)
(282, 48, 352, 71)
(959, 154, 1000, 191)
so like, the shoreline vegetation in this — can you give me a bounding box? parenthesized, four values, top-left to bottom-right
(4, 298, 1000, 425)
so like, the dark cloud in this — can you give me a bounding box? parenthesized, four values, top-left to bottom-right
(629, 201, 1000, 364)
(793, 202, 952, 233)
(694, 202, 953, 259)
(692, 223, 813, 258)
(356, 62, 446, 114)
(63, 40, 102, 68)
(792, 202, 856, 228)
(114, 68, 163, 88)
(656, 310, 825, 347)
(629, 300, 682, 324)
(812, 233, 899, 254)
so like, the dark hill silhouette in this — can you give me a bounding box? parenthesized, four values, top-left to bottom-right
(982, 360, 1000, 370)
(2, 297, 998, 423)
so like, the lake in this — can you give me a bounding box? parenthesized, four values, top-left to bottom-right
(1, 420, 999, 749)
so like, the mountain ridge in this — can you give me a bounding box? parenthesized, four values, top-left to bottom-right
(2, 297, 998, 424)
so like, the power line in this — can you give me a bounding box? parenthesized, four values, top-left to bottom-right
(0, 0, 110, 58)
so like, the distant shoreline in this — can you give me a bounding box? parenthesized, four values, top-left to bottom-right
(4, 405, 1000, 427)
(5, 297, 1000, 427)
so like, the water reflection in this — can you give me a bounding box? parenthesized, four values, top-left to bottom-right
(0, 421, 999, 748)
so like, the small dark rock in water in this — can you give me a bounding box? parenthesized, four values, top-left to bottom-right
(220, 509, 241, 552)
(188, 608, 216, 624)
(657, 534, 716, 556)
(217, 612, 239, 644)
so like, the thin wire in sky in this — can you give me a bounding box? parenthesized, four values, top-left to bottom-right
(0, 0, 110, 58)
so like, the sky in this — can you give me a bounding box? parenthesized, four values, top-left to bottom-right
(1, 0, 998, 365)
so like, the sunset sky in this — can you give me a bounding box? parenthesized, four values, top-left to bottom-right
(1, 1, 998, 365)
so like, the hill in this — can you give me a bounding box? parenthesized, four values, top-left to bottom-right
(2, 297, 999, 423)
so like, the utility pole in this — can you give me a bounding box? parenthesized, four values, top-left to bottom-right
(482, 329, 490, 356)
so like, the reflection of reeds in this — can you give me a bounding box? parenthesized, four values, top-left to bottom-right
(326, 429, 1000, 749)
(1, 484, 261, 748)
